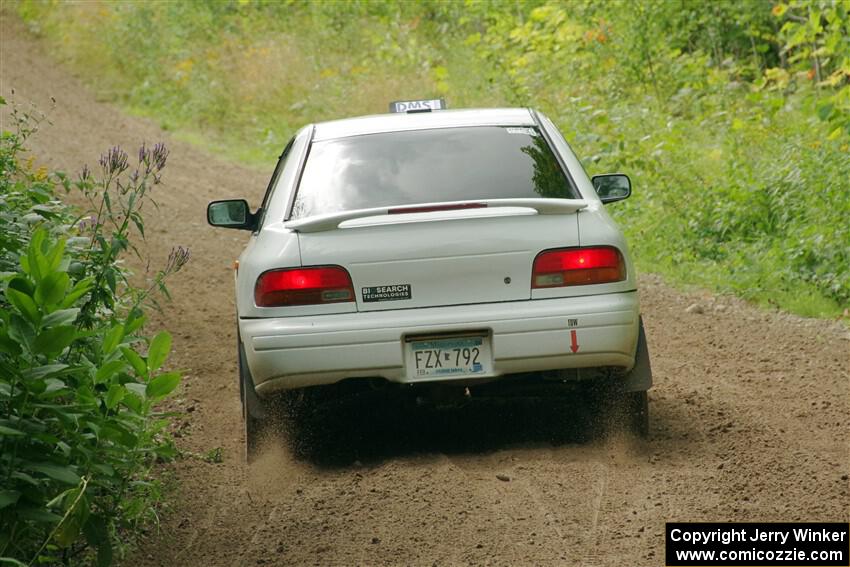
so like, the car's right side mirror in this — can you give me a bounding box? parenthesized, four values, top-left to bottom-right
(591, 174, 631, 204)
(207, 199, 257, 230)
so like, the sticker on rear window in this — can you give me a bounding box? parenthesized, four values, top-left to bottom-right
(505, 127, 538, 136)
(362, 284, 412, 302)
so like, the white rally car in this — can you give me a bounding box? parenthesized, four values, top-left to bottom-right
(208, 100, 652, 455)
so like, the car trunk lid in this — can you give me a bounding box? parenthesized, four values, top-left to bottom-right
(293, 205, 582, 311)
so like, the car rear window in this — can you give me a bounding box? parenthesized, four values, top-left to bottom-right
(289, 126, 577, 220)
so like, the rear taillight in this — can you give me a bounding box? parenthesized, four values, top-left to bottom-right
(255, 266, 354, 307)
(532, 246, 625, 288)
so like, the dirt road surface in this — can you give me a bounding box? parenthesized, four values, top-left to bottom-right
(2, 14, 849, 566)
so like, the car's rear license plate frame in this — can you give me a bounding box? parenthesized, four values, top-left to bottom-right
(404, 333, 492, 381)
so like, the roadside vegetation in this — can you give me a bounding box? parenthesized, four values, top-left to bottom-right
(0, 99, 186, 565)
(15, 0, 850, 318)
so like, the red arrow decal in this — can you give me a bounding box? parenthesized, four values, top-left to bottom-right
(570, 329, 579, 353)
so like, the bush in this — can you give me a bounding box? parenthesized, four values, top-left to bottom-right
(0, 97, 188, 565)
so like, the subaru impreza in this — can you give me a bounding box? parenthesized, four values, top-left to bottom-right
(207, 99, 652, 456)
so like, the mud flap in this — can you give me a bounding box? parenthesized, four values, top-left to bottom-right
(622, 316, 652, 392)
(239, 338, 287, 461)
(239, 340, 266, 420)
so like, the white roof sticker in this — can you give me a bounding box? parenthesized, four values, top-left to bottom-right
(389, 99, 446, 113)
(505, 127, 538, 136)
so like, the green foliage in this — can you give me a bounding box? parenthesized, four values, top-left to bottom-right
(16, 0, 850, 316)
(466, 0, 850, 313)
(0, 99, 187, 564)
(772, 0, 850, 136)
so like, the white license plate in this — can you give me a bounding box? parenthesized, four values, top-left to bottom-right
(405, 335, 491, 380)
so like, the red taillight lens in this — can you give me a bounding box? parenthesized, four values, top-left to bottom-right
(532, 247, 625, 288)
(255, 266, 354, 307)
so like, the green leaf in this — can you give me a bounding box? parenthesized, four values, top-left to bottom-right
(95, 360, 126, 384)
(83, 514, 108, 544)
(146, 371, 180, 399)
(26, 228, 48, 281)
(0, 490, 20, 509)
(817, 103, 835, 121)
(54, 493, 89, 548)
(104, 267, 117, 293)
(56, 440, 71, 457)
(42, 308, 80, 327)
(105, 384, 125, 409)
(0, 558, 28, 567)
(122, 390, 143, 411)
(53, 514, 82, 547)
(34, 325, 76, 356)
(0, 425, 24, 436)
(7, 275, 35, 297)
(121, 346, 147, 378)
(147, 330, 172, 372)
(45, 486, 77, 509)
(44, 378, 67, 395)
(90, 463, 114, 477)
(154, 441, 179, 460)
(35, 271, 70, 307)
(8, 314, 35, 350)
(125, 382, 147, 397)
(131, 210, 145, 239)
(23, 363, 69, 380)
(44, 238, 67, 273)
(27, 463, 81, 485)
(11, 471, 38, 486)
(102, 422, 137, 446)
(17, 507, 63, 523)
(59, 277, 94, 308)
(5, 287, 39, 324)
(0, 333, 22, 356)
(102, 324, 124, 354)
(124, 309, 146, 335)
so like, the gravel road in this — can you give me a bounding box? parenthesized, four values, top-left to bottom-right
(2, 13, 848, 566)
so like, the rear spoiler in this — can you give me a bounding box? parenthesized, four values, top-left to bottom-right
(284, 198, 588, 233)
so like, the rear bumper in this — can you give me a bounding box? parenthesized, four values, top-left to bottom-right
(241, 292, 640, 395)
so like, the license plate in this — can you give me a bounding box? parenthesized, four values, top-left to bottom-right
(405, 335, 491, 380)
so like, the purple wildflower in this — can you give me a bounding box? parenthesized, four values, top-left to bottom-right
(151, 143, 168, 172)
(165, 246, 191, 274)
(78, 214, 98, 231)
(99, 146, 129, 176)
